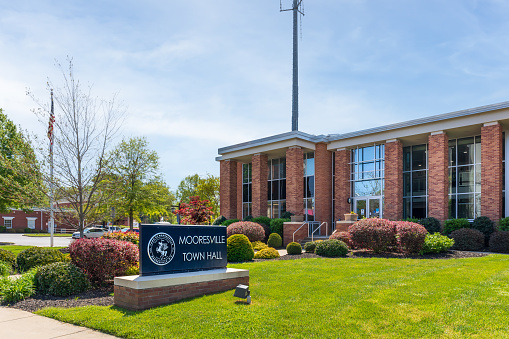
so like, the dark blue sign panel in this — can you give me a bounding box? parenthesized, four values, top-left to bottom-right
(139, 224, 227, 276)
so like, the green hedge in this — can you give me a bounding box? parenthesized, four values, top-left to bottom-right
(17, 247, 68, 272)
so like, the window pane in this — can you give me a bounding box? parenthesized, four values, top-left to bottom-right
(267, 203, 271, 218)
(243, 164, 249, 183)
(457, 137, 475, 165)
(354, 180, 383, 197)
(267, 162, 272, 180)
(280, 179, 286, 200)
(448, 141, 456, 167)
(412, 145, 427, 169)
(243, 184, 249, 202)
(449, 195, 456, 219)
(475, 165, 481, 193)
(305, 198, 314, 221)
(458, 165, 474, 193)
(267, 181, 271, 200)
(272, 201, 279, 219)
(243, 203, 251, 219)
(403, 147, 411, 171)
(475, 193, 481, 219)
(412, 170, 427, 196)
(363, 146, 375, 161)
(272, 159, 279, 180)
(307, 176, 315, 198)
(403, 197, 411, 219)
(449, 168, 456, 194)
(280, 200, 286, 216)
(475, 140, 481, 164)
(271, 180, 279, 200)
(412, 197, 426, 219)
(280, 158, 286, 178)
(403, 173, 411, 197)
(457, 194, 474, 219)
(306, 156, 315, 176)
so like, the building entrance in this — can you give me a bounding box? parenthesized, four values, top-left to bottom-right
(354, 197, 382, 219)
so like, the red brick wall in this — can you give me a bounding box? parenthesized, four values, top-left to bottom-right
(220, 160, 237, 220)
(0, 210, 49, 231)
(114, 276, 249, 311)
(481, 123, 503, 222)
(428, 133, 449, 223)
(384, 140, 403, 220)
(283, 222, 308, 246)
(334, 149, 351, 221)
(286, 147, 304, 216)
(315, 143, 332, 224)
(251, 154, 268, 218)
(236, 162, 243, 220)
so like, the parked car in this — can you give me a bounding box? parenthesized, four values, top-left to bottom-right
(72, 227, 107, 239)
(121, 228, 139, 234)
(106, 226, 122, 233)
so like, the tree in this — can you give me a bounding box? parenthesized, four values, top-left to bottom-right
(0, 109, 45, 212)
(176, 174, 200, 203)
(195, 174, 220, 218)
(27, 59, 124, 237)
(174, 196, 214, 225)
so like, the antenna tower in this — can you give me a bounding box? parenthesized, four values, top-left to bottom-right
(281, 0, 304, 131)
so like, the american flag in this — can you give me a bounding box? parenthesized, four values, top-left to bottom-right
(48, 90, 55, 144)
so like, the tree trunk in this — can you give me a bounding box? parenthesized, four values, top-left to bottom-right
(129, 208, 134, 231)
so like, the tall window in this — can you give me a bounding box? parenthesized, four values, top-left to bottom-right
(449, 136, 481, 219)
(242, 163, 252, 219)
(27, 218, 37, 229)
(403, 144, 428, 219)
(267, 158, 286, 218)
(303, 152, 315, 221)
(351, 145, 385, 197)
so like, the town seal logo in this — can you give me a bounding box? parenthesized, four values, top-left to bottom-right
(147, 232, 175, 266)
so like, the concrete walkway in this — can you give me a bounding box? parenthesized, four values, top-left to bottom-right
(0, 307, 118, 339)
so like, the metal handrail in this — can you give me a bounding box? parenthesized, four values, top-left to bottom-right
(292, 221, 307, 243)
(311, 222, 328, 242)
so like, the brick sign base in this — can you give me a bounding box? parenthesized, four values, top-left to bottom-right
(114, 268, 249, 310)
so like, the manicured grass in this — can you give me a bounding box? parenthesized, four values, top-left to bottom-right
(0, 245, 65, 255)
(37, 255, 509, 338)
(23, 233, 72, 237)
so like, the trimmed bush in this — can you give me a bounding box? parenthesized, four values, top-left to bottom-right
(252, 241, 268, 251)
(69, 238, 139, 285)
(270, 218, 290, 238)
(421, 233, 455, 254)
(17, 247, 67, 272)
(227, 221, 265, 242)
(15, 228, 24, 233)
(472, 216, 495, 239)
(222, 219, 239, 227)
(348, 218, 397, 253)
(0, 261, 11, 277)
(252, 216, 271, 226)
(450, 228, 485, 251)
(227, 234, 254, 262)
(286, 242, 302, 255)
(35, 262, 90, 297)
(315, 239, 348, 257)
(403, 218, 420, 223)
(102, 231, 139, 245)
(212, 215, 227, 225)
(395, 221, 427, 253)
(24, 228, 32, 233)
(443, 218, 470, 235)
(267, 233, 282, 248)
(329, 231, 351, 248)
(499, 217, 509, 231)
(124, 264, 140, 276)
(6, 228, 15, 233)
(489, 231, 509, 253)
(303, 241, 317, 253)
(254, 247, 280, 259)
(0, 226, 6, 233)
(243, 215, 253, 221)
(418, 217, 441, 234)
(281, 211, 293, 219)
(0, 249, 16, 271)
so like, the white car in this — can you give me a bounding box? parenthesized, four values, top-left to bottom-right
(72, 227, 106, 239)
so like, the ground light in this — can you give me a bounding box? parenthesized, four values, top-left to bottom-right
(233, 284, 251, 304)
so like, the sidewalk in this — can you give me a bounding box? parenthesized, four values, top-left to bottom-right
(0, 307, 118, 339)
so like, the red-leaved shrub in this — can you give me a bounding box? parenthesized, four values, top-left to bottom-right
(69, 238, 139, 285)
(348, 218, 397, 253)
(489, 231, 509, 253)
(329, 231, 352, 248)
(227, 221, 265, 242)
(395, 221, 427, 253)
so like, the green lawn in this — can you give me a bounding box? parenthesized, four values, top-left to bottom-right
(37, 255, 509, 338)
(23, 233, 72, 237)
(0, 245, 65, 255)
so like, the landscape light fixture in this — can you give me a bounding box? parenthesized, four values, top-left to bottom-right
(233, 284, 251, 304)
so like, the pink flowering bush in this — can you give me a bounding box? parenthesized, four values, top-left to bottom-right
(227, 221, 265, 242)
(69, 238, 139, 285)
(395, 221, 427, 253)
(348, 218, 397, 253)
(329, 231, 352, 248)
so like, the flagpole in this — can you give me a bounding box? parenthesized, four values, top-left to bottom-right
(49, 89, 54, 248)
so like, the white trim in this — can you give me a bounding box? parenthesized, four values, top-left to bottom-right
(505, 131, 509, 218)
(430, 131, 444, 136)
(385, 139, 398, 143)
(2, 217, 14, 229)
(483, 121, 499, 127)
(26, 217, 37, 229)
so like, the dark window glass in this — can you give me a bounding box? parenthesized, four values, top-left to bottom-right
(403, 147, 411, 171)
(458, 165, 474, 193)
(243, 184, 251, 203)
(457, 137, 475, 165)
(449, 168, 456, 194)
(449, 195, 456, 219)
(412, 197, 426, 219)
(280, 158, 286, 178)
(271, 180, 280, 200)
(272, 201, 279, 219)
(412, 145, 427, 169)
(267, 182, 271, 200)
(412, 171, 427, 196)
(448, 141, 456, 167)
(403, 197, 411, 219)
(272, 159, 279, 180)
(280, 179, 286, 199)
(403, 173, 411, 197)
(457, 194, 474, 219)
(306, 177, 315, 197)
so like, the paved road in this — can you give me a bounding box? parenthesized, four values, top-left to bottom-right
(0, 234, 73, 247)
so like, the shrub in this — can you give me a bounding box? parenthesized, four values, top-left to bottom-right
(395, 221, 427, 253)
(0, 226, 6, 233)
(0, 249, 16, 271)
(329, 231, 351, 247)
(418, 217, 441, 234)
(124, 263, 140, 276)
(286, 242, 302, 255)
(227, 234, 254, 262)
(403, 218, 420, 223)
(254, 247, 280, 259)
(303, 241, 317, 253)
(489, 231, 509, 253)
(251, 241, 268, 251)
(443, 218, 470, 235)
(35, 262, 90, 297)
(17, 247, 67, 272)
(102, 231, 139, 245)
(450, 228, 485, 251)
(227, 221, 265, 242)
(421, 233, 455, 254)
(243, 215, 253, 221)
(0, 261, 11, 277)
(0, 269, 37, 303)
(348, 218, 397, 253)
(24, 228, 32, 233)
(315, 239, 348, 257)
(31, 229, 40, 234)
(270, 218, 290, 238)
(15, 228, 24, 233)
(472, 216, 495, 239)
(6, 228, 15, 233)
(251, 216, 271, 226)
(267, 233, 282, 248)
(69, 238, 139, 285)
(281, 211, 293, 219)
(221, 219, 239, 227)
(212, 215, 227, 225)
(499, 217, 509, 231)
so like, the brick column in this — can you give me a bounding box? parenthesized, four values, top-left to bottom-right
(286, 147, 304, 216)
(334, 149, 351, 221)
(315, 143, 332, 224)
(384, 139, 403, 220)
(428, 132, 449, 223)
(236, 162, 243, 220)
(220, 160, 237, 220)
(251, 153, 268, 218)
(481, 122, 503, 222)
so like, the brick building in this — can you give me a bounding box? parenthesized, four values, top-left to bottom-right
(217, 102, 509, 231)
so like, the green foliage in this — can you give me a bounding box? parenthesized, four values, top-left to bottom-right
(498, 217, 509, 231)
(251, 241, 268, 251)
(195, 174, 220, 219)
(450, 228, 485, 251)
(221, 219, 239, 227)
(267, 233, 282, 248)
(226, 234, 254, 262)
(243, 215, 253, 221)
(35, 262, 90, 297)
(443, 218, 470, 235)
(212, 216, 227, 225)
(286, 242, 302, 255)
(251, 216, 271, 226)
(472, 216, 495, 238)
(418, 217, 441, 233)
(124, 264, 140, 276)
(489, 231, 509, 253)
(17, 247, 67, 272)
(315, 239, 349, 257)
(24, 228, 32, 233)
(421, 233, 455, 254)
(0, 261, 11, 277)
(0, 269, 37, 303)
(281, 211, 293, 219)
(254, 247, 280, 259)
(403, 218, 420, 223)
(270, 218, 290, 238)
(0, 248, 16, 270)
(0, 226, 5, 233)
(303, 241, 317, 253)
(176, 174, 200, 204)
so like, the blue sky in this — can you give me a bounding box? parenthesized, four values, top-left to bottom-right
(2, 0, 509, 191)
